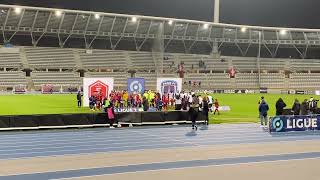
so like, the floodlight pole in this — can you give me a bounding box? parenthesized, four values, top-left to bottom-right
(214, 0, 220, 23)
(211, 0, 220, 54)
(257, 31, 262, 87)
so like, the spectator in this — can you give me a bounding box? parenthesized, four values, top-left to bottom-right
(259, 100, 269, 127)
(291, 99, 301, 115)
(105, 100, 116, 128)
(275, 98, 286, 116)
(142, 96, 149, 111)
(175, 93, 182, 110)
(198, 81, 201, 87)
(77, 91, 82, 108)
(202, 97, 209, 125)
(207, 94, 213, 113)
(189, 94, 199, 130)
(214, 99, 220, 115)
(300, 99, 308, 115)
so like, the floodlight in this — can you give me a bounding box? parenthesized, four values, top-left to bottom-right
(94, 14, 100, 19)
(132, 16, 137, 22)
(280, 29, 287, 35)
(14, 7, 22, 14)
(168, 20, 173, 25)
(55, 10, 62, 17)
(241, 27, 247, 33)
(203, 24, 209, 29)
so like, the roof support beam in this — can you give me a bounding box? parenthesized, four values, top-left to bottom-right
(32, 11, 52, 46)
(88, 15, 104, 48)
(113, 18, 129, 49)
(109, 16, 117, 49)
(62, 13, 79, 46)
(2, 8, 11, 43)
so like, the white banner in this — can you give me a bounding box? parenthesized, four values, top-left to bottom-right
(157, 78, 182, 95)
(83, 78, 114, 107)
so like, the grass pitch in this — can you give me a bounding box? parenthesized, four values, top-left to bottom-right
(0, 93, 314, 124)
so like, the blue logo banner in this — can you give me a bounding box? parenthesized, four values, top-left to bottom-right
(128, 78, 145, 94)
(269, 115, 320, 132)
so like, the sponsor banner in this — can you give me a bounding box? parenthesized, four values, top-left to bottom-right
(83, 78, 114, 107)
(295, 90, 306, 95)
(41, 84, 56, 94)
(14, 85, 26, 94)
(114, 108, 144, 112)
(260, 88, 268, 94)
(157, 78, 182, 95)
(270, 115, 320, 132)
(128, 78, 145, 94)
(195, 90, 254, 94)
(114, 107, 157, 112)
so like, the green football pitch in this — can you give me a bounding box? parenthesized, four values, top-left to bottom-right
(0, 94, 314, 124)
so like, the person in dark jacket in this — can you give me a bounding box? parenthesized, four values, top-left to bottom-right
(275, 98, 286, 115)
(77, 91, 82, 108)
(259, 100, 269, 126)
(189, 94, 199, 130)
(291, 99, 301, 115)
(300, 99, 308, 115)
(202, 97, 210, 125)
(142, 97, 149, 112)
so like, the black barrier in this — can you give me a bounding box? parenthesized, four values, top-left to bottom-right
(0, 111, 206, 130)
(141, 112, 165, 123)
(0, 116, 10, 128)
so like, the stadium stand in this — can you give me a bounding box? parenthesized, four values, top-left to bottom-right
(1, 46, 320, 91)
(289, 73, 320, 89)
(0, 51, 23, 68)
(79, 49, 128, 70)
(0, 71, 27, 87)
(24, 47, 76, 68)
(31, 71, 81, 87)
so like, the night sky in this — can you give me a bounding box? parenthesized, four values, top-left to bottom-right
(0, 0, 319, 28)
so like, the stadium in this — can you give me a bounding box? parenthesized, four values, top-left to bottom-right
(0, 1, 320, 179)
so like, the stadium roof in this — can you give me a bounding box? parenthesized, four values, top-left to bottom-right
(0, 4, 319, 57)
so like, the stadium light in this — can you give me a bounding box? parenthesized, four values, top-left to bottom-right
(203, 24, 209, 29)
(168, 20, 173, 25)
(55, 10, 62, 17)
(131, 16, 137, 23)
(81, 15, 86, 19)
(14, 7, 22, 14)
(241, 27, 247, 33)
(94, 14, 100, 19)
(280, 29, 287, 35)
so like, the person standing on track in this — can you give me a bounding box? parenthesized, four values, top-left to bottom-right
(259, 100, 269, 127)
(202, 96, 210, 125)
(189, 94, 199, 130)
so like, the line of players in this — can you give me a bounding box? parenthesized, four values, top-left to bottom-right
(87, 90, 220, 113)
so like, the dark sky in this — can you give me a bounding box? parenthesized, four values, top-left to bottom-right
(1, 0, 319, 28)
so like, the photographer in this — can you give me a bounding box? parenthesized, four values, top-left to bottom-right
(275, 98, 286, 116)
(308, 97, 318, 114)
(291, 99, 300, 116)
(300, 99, 308, 115)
